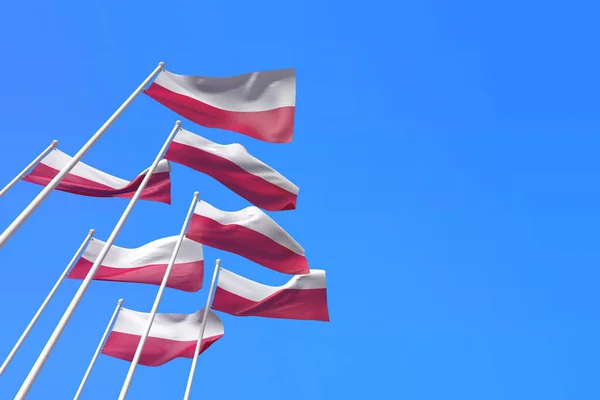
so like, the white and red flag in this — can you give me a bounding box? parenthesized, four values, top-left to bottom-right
(212, 268, 329, 321)
(145, 68, 296, 144)
(102, 308, 223, 367)
(186, 200, 308, 275)
(68, 236, 204, 292)
(23, 148, 172, 204)
(166, 129, 298, 211)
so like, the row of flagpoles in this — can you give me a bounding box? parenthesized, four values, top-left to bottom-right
(0, 61, 329, 399)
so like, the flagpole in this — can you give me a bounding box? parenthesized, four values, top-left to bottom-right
(14, 120, 182, 400)
(183, 259, 221, 400)
(117, 190, 200, 400)
(73, 298, 124, 400)
(0, 140, 59, 198)
(0, 229, 94, 376)
(0, 61, 165, 250)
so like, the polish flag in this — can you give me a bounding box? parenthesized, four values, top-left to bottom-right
(23, 148, 171, 204)
(102, 308, 224, 367)
(145, 68, 296, 144)
(186, 201, 308, 275)
(212, 268, 329, 321)
(68, 236, 204, 292)
(166, 129, 298, 211)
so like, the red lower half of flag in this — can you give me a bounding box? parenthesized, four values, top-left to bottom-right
(145, 84, 295, 144)
(212, 286, 329, 321)
(68, 259, 204, 292)
(102, 332, 223, 367)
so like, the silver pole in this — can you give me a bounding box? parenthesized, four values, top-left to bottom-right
(117, 191, 200, 400)
(0, 62, 165, 250)
(0, 140, 58, 198)
(0, 229, 94, 376)
(183, 259, 221, 400)
(73, 298, 124, 400)
(14, 120, 181, 399)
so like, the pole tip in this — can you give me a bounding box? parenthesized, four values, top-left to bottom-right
(158, 61, 166, 69)
(51, 140, 59, 147)
(88, 228, 95, 236)
(118, 298, 124, 305)
(175, 120, 182, 126)
(216, 259, 221, 265)
(193, 191, 200, 198)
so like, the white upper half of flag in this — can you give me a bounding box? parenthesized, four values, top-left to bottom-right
(174, 129, 298, 194)
(154, 68, 296, 112)
(82, 236, 203, 269)
(41, 148, 171, 189)
(218, 268, 326, 302)
(112, 308, 223, 341)
(193, 200, 305, 256)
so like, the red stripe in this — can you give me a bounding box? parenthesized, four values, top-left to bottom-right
(68, 258, 204, 292)
(145, 83, 295, 144)
(212, 287, 329, 321)
(186, 214, 309, 275)
(166, 141, 296, 211)
(102, 331, 223, 367)
(23, 162, 171, 204)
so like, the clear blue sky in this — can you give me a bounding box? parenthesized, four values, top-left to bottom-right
(0, 0, 599, 399)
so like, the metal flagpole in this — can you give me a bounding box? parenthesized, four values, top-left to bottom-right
(117, 190, 200, 400)
(73, 298, 124, 400)
(0, 229, 94, 376)
(0, 61, 165, 250)
(14, 120, 182, 400)
(0, 140, 59, 198)
(183, 259, 221, 400)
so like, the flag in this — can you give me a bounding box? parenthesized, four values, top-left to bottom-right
(212, 268, 329, 321)
(145, 68, 296, 144)
(186, 200, 308, 275)
(68, 236, 204, 292)
(102, 307, 223, 367)
(166, 129, 298, 211)
(23, 148, 171, 204)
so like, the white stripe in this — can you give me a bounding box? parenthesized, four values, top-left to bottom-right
(40, 149, 170, 189)
(138, 159, 171, 174)
(193, 200, 304, 256)
(155, 69, 296, 112)
(112, 308, 223, 342)
(175, 129, 298, 194)
(218, 268, 326, 302)
(82, 237, 203, 269)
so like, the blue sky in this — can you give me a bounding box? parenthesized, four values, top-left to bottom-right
(0, 0, 599, 399)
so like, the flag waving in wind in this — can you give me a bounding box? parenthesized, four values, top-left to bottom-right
(23, 148, 172, 204)
(186, 200, 309, 274)
(212, 268, 330, 321)
(68, 236, 204, 292)
(145, 68, 296, 143)
(166, 129, 299, 211)
(102, 307, 224, 367)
